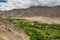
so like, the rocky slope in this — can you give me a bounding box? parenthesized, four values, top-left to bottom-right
(0, 17, 30, 40)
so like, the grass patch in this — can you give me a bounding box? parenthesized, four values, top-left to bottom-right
(7, 19, 60, 40)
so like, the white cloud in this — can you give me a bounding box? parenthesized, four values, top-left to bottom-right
(0, 0, 60, 11)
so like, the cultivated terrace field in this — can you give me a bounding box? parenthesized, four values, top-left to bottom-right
(7, 19, 60, 40)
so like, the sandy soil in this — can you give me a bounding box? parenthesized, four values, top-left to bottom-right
(21, 17, 60, 24)
(10, 16, 60, 24)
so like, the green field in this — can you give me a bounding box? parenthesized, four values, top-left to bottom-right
(7, 19, 60, 40)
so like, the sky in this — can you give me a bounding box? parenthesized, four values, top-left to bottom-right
(0, 0, 60, 11)
(0, 0, 6, 2)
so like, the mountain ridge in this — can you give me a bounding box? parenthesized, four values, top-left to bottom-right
(0, 6, 60, 18)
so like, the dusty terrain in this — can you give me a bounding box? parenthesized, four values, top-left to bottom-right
(19, 16, 60, 24)
(0, 17, 30, 40)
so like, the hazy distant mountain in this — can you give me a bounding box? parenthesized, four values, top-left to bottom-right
(0, 6, 60, 18)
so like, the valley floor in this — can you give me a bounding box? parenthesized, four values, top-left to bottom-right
(8, 19, 60, 40)
(8, 16, 60, 24)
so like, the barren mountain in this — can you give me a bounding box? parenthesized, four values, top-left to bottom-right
(0, 17, 30, 40)
(0, 6, 60, 18)
(0, 6, 60, 24)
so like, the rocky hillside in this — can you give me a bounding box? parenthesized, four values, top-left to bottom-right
(0, 6, 60, 18)
(0, 17, 30, 40)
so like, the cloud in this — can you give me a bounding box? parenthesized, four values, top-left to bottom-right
(0, 0, 60, 11)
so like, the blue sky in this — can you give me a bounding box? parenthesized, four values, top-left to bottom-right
(0, 0, 7, 2)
